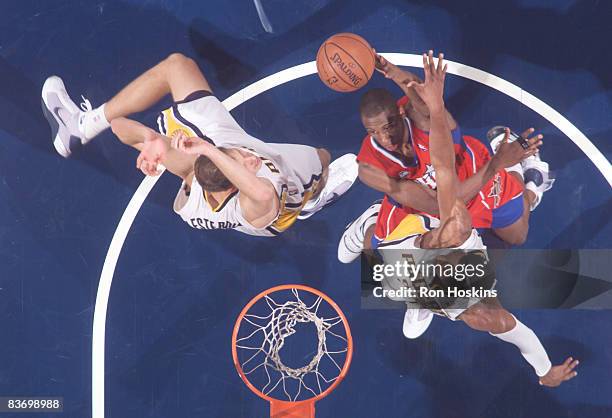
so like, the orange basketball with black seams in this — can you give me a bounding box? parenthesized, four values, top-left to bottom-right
(316, 33, 375, 92)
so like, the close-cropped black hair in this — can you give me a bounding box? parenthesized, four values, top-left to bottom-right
(359, 88, 398, 118)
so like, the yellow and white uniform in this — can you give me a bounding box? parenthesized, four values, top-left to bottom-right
(376, 213, 489, 320)
(159, 91, 322, 236)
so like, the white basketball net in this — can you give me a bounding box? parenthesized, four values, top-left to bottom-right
(235, 289, 349, 401)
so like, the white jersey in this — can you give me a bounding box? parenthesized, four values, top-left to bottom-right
(376, 213, 488, 320)
(158, 91, 322, 237)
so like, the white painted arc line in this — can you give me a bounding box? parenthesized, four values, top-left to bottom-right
(223, 62, 316, 111)
(92, 53, 612, 418)
(384, 53, 612, 186)
(92, 175, 161, 417)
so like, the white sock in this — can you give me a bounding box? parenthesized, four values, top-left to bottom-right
(505, 163, 523, 179)
(80, 103, 110, 142)
(491, 315, 552, 377)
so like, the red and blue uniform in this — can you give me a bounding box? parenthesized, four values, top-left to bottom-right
(357, 96, 524, 245)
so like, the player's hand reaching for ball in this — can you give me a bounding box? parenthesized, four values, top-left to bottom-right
(539, 357, 579, 387)
(374, 49, 421, 85)
(407, 50, 447, 113)
(171, 131, 214, 155)
(374, 50, 402, 80)
(492, 127, 543, 170)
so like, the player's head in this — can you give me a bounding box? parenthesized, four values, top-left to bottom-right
(193, 148, 261, 193)
(359, 88, 406, 152)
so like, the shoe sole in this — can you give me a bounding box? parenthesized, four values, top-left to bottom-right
(41, 98, 70, 157)
(298, 192, 341, 220)
(403, 311, 434, 339)
(41, 76, 81, 158)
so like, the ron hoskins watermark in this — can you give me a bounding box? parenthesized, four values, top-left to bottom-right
(366, 249, 498, 308)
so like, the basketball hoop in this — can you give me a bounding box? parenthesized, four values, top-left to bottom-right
(231, 284, 353, 417)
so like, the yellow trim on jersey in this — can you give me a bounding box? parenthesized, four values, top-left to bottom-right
(203, 190, 237, 213)
(384, 214, 430, 243)
(160, 107, 197, 138)
(269, 179, 321, 233)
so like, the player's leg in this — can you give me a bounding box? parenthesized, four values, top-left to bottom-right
(487, 126, 555, 244)
(491, 172, 532, 245)
(459, 299, 554, 377)
(460, 300, 579, 386)
(104, 53, 212, 121)
(42, 53, 211, 157)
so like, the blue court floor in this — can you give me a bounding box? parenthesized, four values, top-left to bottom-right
(1, 1, 611, 417)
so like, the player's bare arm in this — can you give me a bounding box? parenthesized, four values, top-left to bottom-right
(426, 127, 543, 209)
(455, 127, 542, 203)
(374, 51, 456, 131)
(408, 51, 455, 220)
(173, 134, 280, 226)
(111, 117, 197, 180)
(357, 162, 439, 213)
(406, 51, 472, 248)
(363, 128, 543, 215)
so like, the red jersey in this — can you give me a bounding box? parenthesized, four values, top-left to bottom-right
(357, 97, 491, 189)
(356, 96, 524, 241)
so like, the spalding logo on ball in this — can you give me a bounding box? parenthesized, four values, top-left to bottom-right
(316, 33, 375, 92)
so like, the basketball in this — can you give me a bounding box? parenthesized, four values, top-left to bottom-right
(316, 33, 375, 92)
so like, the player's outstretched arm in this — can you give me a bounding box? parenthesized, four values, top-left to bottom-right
(357, 162, 439, 214)
(456, 128, 543, 203)
(386, 127, 544, 215)
(111, 117, 169, 177)
(407, 51, 456, 222)
(111, 116, 159, 147)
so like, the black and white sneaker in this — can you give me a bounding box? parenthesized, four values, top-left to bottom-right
(41, 76, 93, 158)
(337, 200, 381, 263)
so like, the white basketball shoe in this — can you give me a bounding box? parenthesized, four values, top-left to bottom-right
(337, 200, 381, 263)
(487, 126, 555, 211)
(41, 76, 106, 157)
(403, 307, 434, 339)
(298, 153, 359, 220)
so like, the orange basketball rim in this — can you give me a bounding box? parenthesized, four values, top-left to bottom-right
(231, 284, 353, 418)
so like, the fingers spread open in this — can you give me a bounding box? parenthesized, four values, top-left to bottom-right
(568, 359, 580, 371)
(521, 127, 535, 138)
